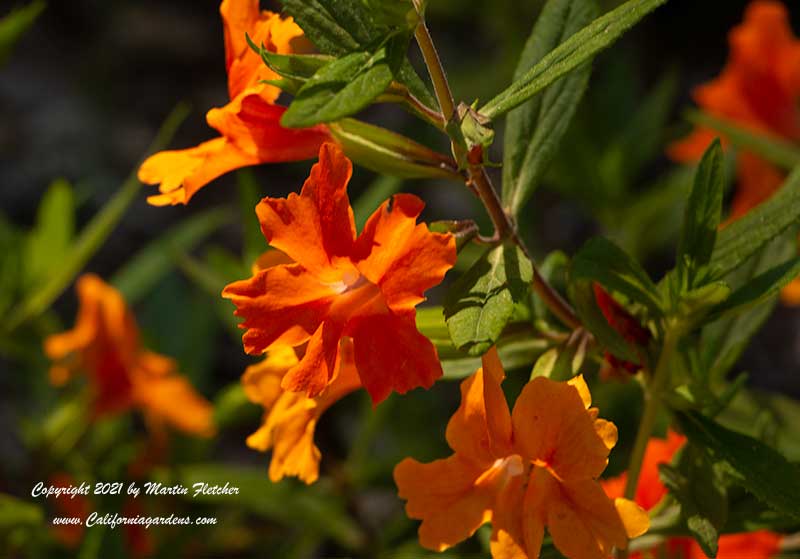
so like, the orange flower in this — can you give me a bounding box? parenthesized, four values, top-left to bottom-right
(44, 274, 215, 437)
(669, 1, 800, 304)
(603, 432, 783, 558)
(223, 142, 456, 404)
(242, 343, 360, 484)
(394, 348, 649, 559)
(669, 0, 800, 219)
(137, 0, 330, 206)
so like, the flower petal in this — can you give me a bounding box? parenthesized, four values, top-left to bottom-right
(241, 346, 299, 407)
(354, 193, 456, 311)
(512, 376, 611, 481)
(349, 310, 443, 404)
(394, 454, 495, 552)
(139, 138, 259, 206)
(445, 347, 513, 464)
(222, 263, 337, 355)
(248, 342, 360, 484)
(135, 374, 216, 437)
(281, 320, 344, 397)
(255, 143, 356, 276)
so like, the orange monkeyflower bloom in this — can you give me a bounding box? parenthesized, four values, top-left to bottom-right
(668, 1, 800, 303)
(223, 142, 456, 404)
(44, 274, 215, 437)
(137, 0, 330, 206)
(603, 432, 784, 558)
(394, 348, 649, 559)
(242, 343, 360, 484)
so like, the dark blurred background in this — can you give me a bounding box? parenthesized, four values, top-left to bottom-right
(2, 1, 800, 557)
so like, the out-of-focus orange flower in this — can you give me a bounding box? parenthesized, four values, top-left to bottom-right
(138, 0, 330, 206)
(593, 284, 651, 379)
(603, 431, 784, 558)
(242, 343, 360, 484)
(44, 274, 215, 437)
(394, 348, 649, 559)
(223, 142, 456, 404)
(668, 1, 800, 303)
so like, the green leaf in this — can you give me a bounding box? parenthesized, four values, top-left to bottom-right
(570, 236, 662, 315)
(659, 444, 727, 557)
(687, 109, 800, 171)
(502, 0, 597, 215)
(3, 102, 190, 333)
(710, 165, 800, 279)
(702, 233, 793, 383)
(709, 256, 800, 320)
(258, 49, 334, 81)
(282, 0, 378, 54)
(281, 39, 404, 128)
(444, 243, 533, 356)
(169, 464, 365, 550)
(677, 139, 725, 288)
(0, 0, 45, 65)
(676, 410, 800, 521)
(568, 280, 639, 363)
(480, 0, 668, 119)
(111, 208, 232, 303)
(24, 178, 75, 288)
(282, 0, 436, 107)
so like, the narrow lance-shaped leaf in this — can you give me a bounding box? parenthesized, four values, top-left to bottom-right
(502, 0, 598, 215)
(24, 178, 75, 288)
(0, 0, 45, 65)
(687, 109, 800, 171)
(709, 256, 800, 320)
(571, 236, 663, 315)
(711, 165, 800, 278)
(480, 0, 668, 119)
(676, 410, 800, 521)
(567, 280, 639, 363)
(444, 243, 533, 356)
(659, 443, 728, 558)
(702, 232, 794, 383)
(677, 139, 725, 288)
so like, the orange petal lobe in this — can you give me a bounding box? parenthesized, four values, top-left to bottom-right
(222, 264, 337, 354)
(445, 347, 513, 464)
(512, 376, 611, 481)
(394, 454, 496, 551)
(354, 193, 457, 311)
(255, 143, 356, 276)
(349, 310, 443, 404)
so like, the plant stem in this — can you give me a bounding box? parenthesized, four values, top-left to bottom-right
(624, 329, 678, 501)
(413, 19, 456, 123)
(414, 12, 582, 331)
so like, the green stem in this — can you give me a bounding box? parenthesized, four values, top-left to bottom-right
(624, 329, 678, 501)
(414, 12, 581, 331)
(3, 102, 190, 333)
(413, 18, 456, 124)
